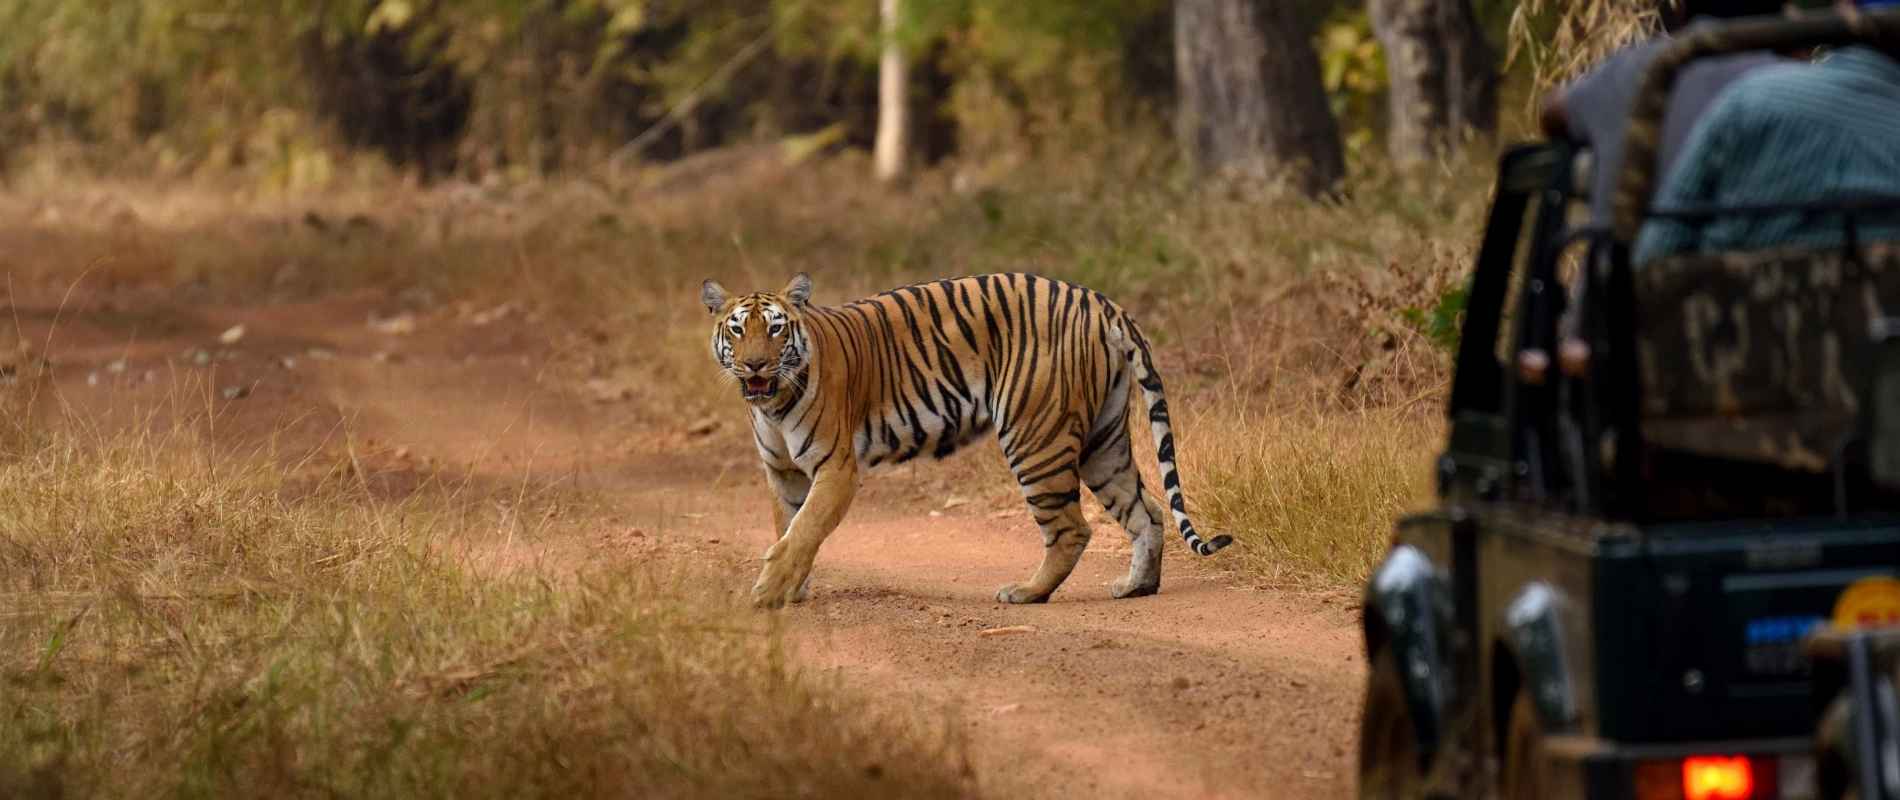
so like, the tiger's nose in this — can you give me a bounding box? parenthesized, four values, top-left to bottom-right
(742, 358, 770, 374)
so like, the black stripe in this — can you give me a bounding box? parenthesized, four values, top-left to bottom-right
(1024, 489, 1081, 509)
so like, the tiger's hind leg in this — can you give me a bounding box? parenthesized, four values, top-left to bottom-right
(996, 433, 1091, 604)
(1080, 369, 1165, 599)
(1082, 431, 1165, 599)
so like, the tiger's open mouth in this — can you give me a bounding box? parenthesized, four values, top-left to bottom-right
(742, 376, 778, 400)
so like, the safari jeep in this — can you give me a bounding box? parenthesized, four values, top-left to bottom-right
(1355, 11, 1900, 800)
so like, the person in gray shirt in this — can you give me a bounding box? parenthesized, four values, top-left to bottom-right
(1540, 0, 1792, 229)
(1527, 0, 1791, 382)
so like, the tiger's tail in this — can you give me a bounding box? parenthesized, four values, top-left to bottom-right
(1112, 315, 1233, 557)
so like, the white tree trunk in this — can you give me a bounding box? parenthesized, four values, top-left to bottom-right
(874, 0, 908, 182)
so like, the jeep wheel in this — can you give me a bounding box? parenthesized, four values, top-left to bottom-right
(1499, 689, 1549, 799)
(1358, 646, 1424, 799)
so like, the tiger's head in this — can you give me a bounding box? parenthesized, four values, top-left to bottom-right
(700, 273, 811, 404)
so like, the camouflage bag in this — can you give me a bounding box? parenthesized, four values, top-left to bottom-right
(1635, 242, 1900, 471)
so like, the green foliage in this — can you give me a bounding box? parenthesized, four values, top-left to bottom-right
(0, 0, 1184, 162)
(1318, 9, 1387, 158)
(1398, 285, 1467, 352)
(0, 0, 1536, 179)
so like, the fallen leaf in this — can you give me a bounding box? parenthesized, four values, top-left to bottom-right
(368, 312, 417, 336)
(219, 324, 247, 345)
(987, 703, 1022, 716)
(979, 625, 1036, 637)
(467, 302, 517, 326)
(686, 417, 721, 437)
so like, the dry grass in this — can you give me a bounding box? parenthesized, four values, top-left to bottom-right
(0, 331, 53, 458)
(0, 410, 977, 799)
(1507, 0, 1661, 107)
(0, 139, 1501, 590)
(1189, 408, 1442, 588)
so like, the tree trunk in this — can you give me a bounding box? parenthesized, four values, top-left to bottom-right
(1442, 0, 1496, 138)
(1369, 0, 1496, 165)
(1174, 0, 1344, 196)
(873, 0, 907, 183)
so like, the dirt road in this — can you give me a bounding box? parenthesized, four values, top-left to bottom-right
(18, 290, 1366, 799)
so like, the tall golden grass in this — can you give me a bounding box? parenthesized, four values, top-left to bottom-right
(1507, 0, 1661, 106)
(0, 403, 977, 798)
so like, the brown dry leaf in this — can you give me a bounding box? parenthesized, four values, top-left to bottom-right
(465, 302, 517, 327)
(686, 417, 721, 437)
(368, 312, 417, 336)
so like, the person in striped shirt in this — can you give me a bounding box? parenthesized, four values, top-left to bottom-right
(1634, 0, 1900, 265)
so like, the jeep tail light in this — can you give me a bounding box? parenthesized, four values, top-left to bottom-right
(1635, 753, 1798, 800)
(1681, 756, 1755, 800)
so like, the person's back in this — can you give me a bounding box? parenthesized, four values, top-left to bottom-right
(1634, 4, 1900, 265)
(1544, 1, 1789, 228)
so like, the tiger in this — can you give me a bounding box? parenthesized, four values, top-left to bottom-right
(699, 272, 1233, 609)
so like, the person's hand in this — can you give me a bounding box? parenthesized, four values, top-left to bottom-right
(1517, 348, 1550, 385)
(1538, 91, 1569, 140)
(1559, 338, 1591, 377)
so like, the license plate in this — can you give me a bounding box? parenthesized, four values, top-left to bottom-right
(1832, 575, 1900, 629)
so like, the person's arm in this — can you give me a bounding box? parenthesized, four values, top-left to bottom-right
(1539, 89, 1571, 140)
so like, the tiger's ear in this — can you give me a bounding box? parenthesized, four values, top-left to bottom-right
(700, 279, 729, 314)
(782, 273, 812, 307)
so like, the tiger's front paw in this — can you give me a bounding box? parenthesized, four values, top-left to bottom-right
(751, 557, 814, 609)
